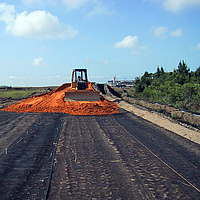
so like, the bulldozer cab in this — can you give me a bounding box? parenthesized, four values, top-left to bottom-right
(71, 69, 88, 90)
(65, 68, 101, 102)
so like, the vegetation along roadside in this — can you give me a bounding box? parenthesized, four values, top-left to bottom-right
(126, 61, 199, 113)
(112, 61, 200, 129)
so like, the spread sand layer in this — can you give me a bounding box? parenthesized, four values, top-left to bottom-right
(1, 83, 119, 115)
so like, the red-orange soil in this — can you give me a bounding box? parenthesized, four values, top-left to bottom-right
(1, 83, 119, 115)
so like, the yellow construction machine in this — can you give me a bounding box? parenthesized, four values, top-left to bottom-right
(64, 69, 101, 101)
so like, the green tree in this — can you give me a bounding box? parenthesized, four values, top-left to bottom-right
(177, 60, 190, 75)
(132, 61, 200, 112)
(195, 66, 200, 83)
(174, 61, 190, 85)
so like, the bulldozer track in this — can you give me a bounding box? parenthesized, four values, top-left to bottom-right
(0, 110, 200, 199)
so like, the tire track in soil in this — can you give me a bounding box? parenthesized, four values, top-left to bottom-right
(49, 112, 200, 200)
(0, 112, 64, 200)
(1, 110, 200, 199)
(106, 112, 200, 199)
(49, 115, 147, 200)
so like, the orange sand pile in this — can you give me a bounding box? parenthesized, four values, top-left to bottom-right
(1, 83, 119, 115)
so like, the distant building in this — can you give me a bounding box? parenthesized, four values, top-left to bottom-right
(107, 79, 134, 87)
(113, 76, 116, 85)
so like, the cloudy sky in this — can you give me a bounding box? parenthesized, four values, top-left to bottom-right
(0, 0, 200, 86)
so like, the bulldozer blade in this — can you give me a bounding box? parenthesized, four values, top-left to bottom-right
(64, 90, 101, 102)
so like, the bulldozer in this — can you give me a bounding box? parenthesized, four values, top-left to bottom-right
(64, 69, 101, 102)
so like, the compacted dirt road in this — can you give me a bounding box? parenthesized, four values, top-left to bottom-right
(0, 108, 200, 199)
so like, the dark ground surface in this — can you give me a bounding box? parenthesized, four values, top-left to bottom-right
(0, 106, 200, 199)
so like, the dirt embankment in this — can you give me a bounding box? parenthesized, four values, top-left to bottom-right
(1, 83, 119, 115)
(123, 97, 200, 129)
(95, 84, 200, 129)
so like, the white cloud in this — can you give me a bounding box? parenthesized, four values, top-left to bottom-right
(32, 57, 44, 66)
(163, 0, 200, 13)
(21, 0, 116, 17)
(87, 4, 116, 17)
(145, 0, 200, 13)
(169, 28, 183, 37)
(9, 76, 17, 79)
(62, 0, 116, 16)
(114, 35, 139, 48)
(0, 3, 78, 39)
(151, 26, 183, 38)
(153, 26, 168, 38)
(0, 3, 15, 24)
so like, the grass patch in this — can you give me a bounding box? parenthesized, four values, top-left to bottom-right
(0, 89, 45, 99)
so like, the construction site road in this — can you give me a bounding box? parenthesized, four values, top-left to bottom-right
(0, 109, 200, 199)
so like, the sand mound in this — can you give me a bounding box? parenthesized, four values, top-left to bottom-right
(1, 83, 119, 115)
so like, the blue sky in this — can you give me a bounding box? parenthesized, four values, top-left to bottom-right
(0, 0, 200, 86)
